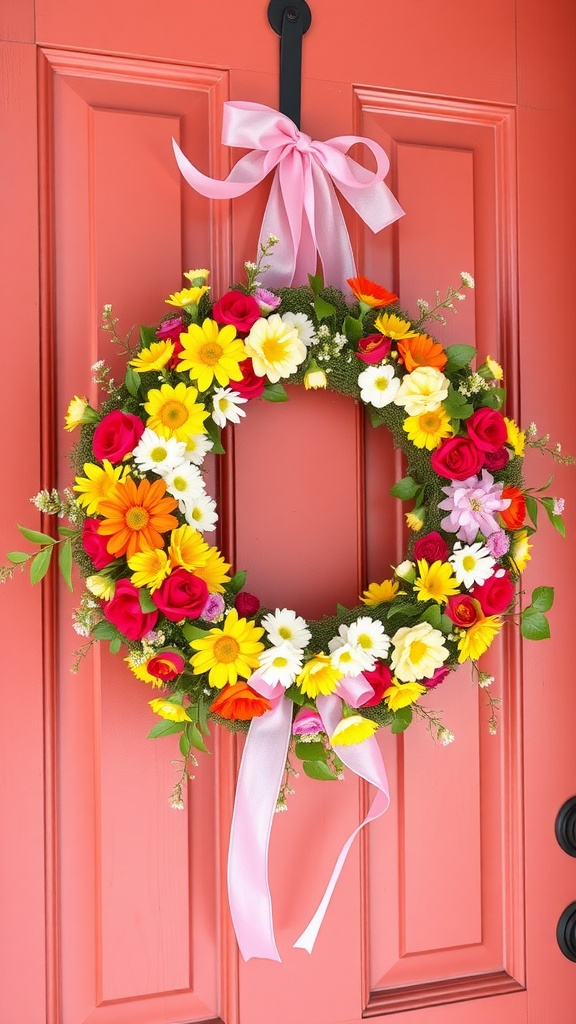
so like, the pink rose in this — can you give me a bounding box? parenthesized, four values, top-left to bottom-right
(156, 315, 185, 342)
(423, 665, 451, 689)
(359, 661, 393, 706)
(102, 579, 158, 640)
(466, 408, 508, 453)
(292, 707, 324, 735)
(234, 591, 260, 617)
(212, 291, 261, 334)
(484, 446, 510, 471)
(471, 571, 514, 615)
(233, 359, 266, 399)
(445, 594, 481, 627)
(146, 651, 186, 682)
(413, 531, 449, 563)
(152, 568, 208, 622)
(82, 518, 115, 569)
(355, 334, 392, 364)
(430, 436, 485, 481)
(92, 410, 144, 463)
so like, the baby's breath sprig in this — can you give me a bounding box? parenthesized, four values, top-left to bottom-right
(169, 754, 198, 810)
(101, 303, 138, 358)
(276, 747, 299, 812)
(412, 703, 455, 745)
(242, 235, 279, 294)
(414, 272, 475, 330)
(525, 424, 575, 465)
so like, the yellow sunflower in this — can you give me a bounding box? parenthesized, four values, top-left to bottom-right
(374, 312, 419, 341)
(128, 548, 172, 592)
(165, 285, 209, 308)
(129, 340, 174, 372)
(168, 524, 210, 572)
(360, 579, 401, 605)
(414, 559, 459, 604)
(403, 407, 454, 450)
(73, 459, 131, 515)
(296, 654, 343, 698)
(97, 477, 179, 559)
(193, 546, 232, 594)
(189, 608, 265, 688)
(144, 381, 208, 442)
(457, 615, 502, 662)
(383, 679, 427, 712)
(177, 319, 246, 392)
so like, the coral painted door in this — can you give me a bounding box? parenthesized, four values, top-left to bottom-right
(2, 1, 576, 1022)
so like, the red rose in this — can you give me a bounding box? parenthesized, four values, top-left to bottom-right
(146, 651, 186, 682)
(152, 568, 208, 622)
(413, 531, 449, 563)
(472, 571, 514, 615)
(359, 661, 393, 706)
(233, 359, 266, 399)
(102, 579, 158, 640)
(498, 486, 526, 529)
(355, 334, 392, 364)
(92, 410, 144, 463)
(484, 446, 509, 471)
(430, 436, 485, 480)
(212, 291, 261, 334)
(422, 665, 451, 689)
(445, 594, 482, 627)
(466, 408, 508, 452)
(82, 518, 115, 569)
(234, 591, 261, 617)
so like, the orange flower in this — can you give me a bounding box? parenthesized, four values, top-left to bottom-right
(347, 276, 398, 309)
(97, 477, 179, 559)
(397, 333, 448, 372)
(499, 486, 526, 530)
(209, 682, 272, 721)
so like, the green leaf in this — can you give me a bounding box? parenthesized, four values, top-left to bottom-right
(181, 622, 210, 642)
(439, 613, 453, 634)
(541, 497, 566, 536)
(343, 315, 363, 343)
(227, 570, 247, 595)
(180, 729, 191, 758)
(189, 722, 210, 754)
(147, 720, 186, 739)
(390, 476, 419, 500)
(302, 759, 338, 781)
(295, 741, 327, 762)
(139, 324, 158, 349)
(109, 636, 122, 655)
(525, 494, 539, 529)
(336, 603, 349, 615)
(57, 526, 78, 537)
(521, 610, 550, 641)
(535, 474, 554, 493)
(283, 685, 307, 706)
(530, 586, 554, 613)
(443, 387, 474, 420)
(58, 539, 74, 592)
(204, 417, 225, 454)
(92, 620, 121, 641)
(443, 344, 476, 373)
(308, 273, 323, 294)
(420, 604, 441, 628)
(138, 588, 157, 613)
(386, 602, 422, 621)
(369, 407, 385, 428)
(262, 381, 289, 403)
(314, 295, 336, 321)
(18, 525, 56, 546)
(479, 387, 506, 411)
(124, 366, 141, 396)
(197, 698, 210, 736)
(6, 551, 29, 564)
(30, 546, 53, 584)
(391, 706, 413, 733)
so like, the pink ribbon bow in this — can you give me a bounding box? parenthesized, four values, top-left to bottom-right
(173, 101, 404, 293)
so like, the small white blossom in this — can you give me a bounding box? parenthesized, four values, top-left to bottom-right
(460, 272, 475, 289)
(438, 727, 455, 746)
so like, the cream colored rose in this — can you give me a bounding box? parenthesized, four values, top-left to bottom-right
(393, 366, 449, 416)
(390, 621, 449, 682)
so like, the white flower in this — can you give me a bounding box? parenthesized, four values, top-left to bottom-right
(183, 433, 213, 466)
(132, 428, 188, 476)
(460, 271, 475, 289)
(347, 617, 391, 661)
(244, 314, 307, 382)
(184, 491, 218, 533)
(438, 727, 455, 745)
(164, 462, 205, 512)
(281, 311, 317, 347)
(358, 364, 400, 408)
(211, 388, 247, 428)
(449, 541, 495, 588)
(261, 607, 311, 651)
(394, 366, 450, 416)
(258, 642, 303, 687)
(390, 621, 449, 682)
(330, 642, 373, 676)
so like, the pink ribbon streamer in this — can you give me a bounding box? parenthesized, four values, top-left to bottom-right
(173, 101, 404, 292)
(227, 687, 390, 960)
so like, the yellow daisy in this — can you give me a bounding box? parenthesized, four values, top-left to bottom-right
(183, 269, 209, 284)
(64, 395, 97, 431)
(128, 548, 172, 592)
(510, 529, 532, 572)
(149, 698, 192, 722)
(168, 524, 210, 572)
(189, 608, 265, 688)
(383, 679, 427, 712)
(403, 407, 454, 450)
(406, 509, 425, 531)
(73, 459, 131, 515)
(296, 654, 343, 698)
(129, 340, 174, 372)
(414, 559, 459, 604)
(177, 319, 246, 392)
(504, 417, 525, 457)
(244, 314, 307, 383)
(165, 285, 209, 308)
(457, 615, 502, 662)
(85, 574, 116, 600)
(360, 579, 400, 605)
(144, 381, 208, 442)
(374, 312, 419, 341)
(193, 546, 232, 594)
(485, 355, 503, 380)
(330, 715, 379, 745)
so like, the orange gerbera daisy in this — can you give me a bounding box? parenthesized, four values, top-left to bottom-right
(397, 333, 448, 372)
(347, 276, 398, 309)
(498, 486, 526, 530)
(210, 682, 272, 721)
(97, 477, 179, 559)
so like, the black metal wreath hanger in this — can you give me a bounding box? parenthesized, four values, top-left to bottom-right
(267, 0, 312, 128)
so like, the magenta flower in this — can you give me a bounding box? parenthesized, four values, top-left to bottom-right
(254, 287, 281, 314)
(486, 529, 510, 558)
(292, 707, 324, 736)
(438, 470, 510, 544)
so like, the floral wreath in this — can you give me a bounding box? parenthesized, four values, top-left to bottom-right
(3, 239, 570, 812)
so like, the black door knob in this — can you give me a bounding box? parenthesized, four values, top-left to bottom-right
(557, 903, 576, 961)
(555, 797, 576, 857)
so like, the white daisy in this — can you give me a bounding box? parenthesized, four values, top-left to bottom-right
(132, 428, 188, 476)
(347, 617, 391, 661)
(281, 311, 317, 347)
(164, 462, 205, 512)
(184, 491, 218, 533)
(358, 364, 400, 408)
(258, 642, 303, 688)
(212, 388, 248, 428)
(449, 541, 496, 589)
(330, 642, 373, 677)
(261, 607, 311, 651)
(183, 433, 213, 466)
